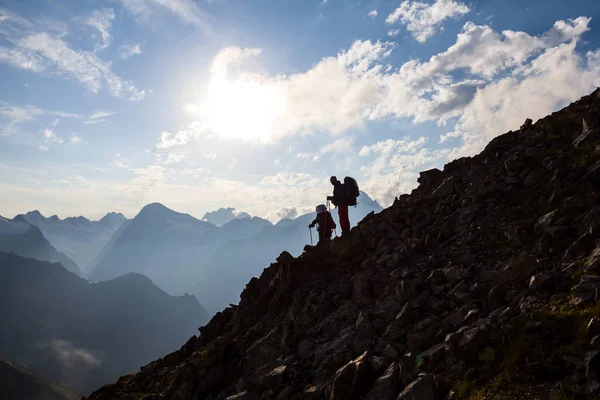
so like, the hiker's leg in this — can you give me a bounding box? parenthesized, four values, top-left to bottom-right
(338, 205, 350, 234)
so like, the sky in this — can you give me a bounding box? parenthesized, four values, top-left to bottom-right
(1, 0, 599, 222)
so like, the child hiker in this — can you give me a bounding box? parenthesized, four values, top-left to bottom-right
(309, 204, 337, 244)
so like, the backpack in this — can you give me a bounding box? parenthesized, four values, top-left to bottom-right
(343, 177, 359, 206)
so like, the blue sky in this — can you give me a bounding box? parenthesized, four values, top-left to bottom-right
(1, 0, 599, 221)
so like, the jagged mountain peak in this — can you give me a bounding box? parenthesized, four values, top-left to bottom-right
(25, 210, 44, 219)
(202, 207, 251, 227)
(86, 89, 600, 400)
(97, 212, 127, 227)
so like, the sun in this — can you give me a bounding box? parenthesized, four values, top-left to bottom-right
(201, 74, 286, 141)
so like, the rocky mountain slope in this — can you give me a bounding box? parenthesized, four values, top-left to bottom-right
(0, 358, 79, 400)
(86, 89, 600, 400)
(0, 251, 208, 394)
(0, 215, 82, 275)
(21, 210, 127, 275)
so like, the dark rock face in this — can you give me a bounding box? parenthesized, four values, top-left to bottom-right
(86, 90, 600, 399)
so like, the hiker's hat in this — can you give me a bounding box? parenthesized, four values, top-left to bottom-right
(316, 204, 327, 213)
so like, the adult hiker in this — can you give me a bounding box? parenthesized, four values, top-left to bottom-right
(327, 176, 357, 237)
(308, 204, 336, 244)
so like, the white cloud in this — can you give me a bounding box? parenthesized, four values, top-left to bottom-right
(179, 40, 393, 142)
(132, 16, 600, 213)
(359, 136, 451, 205)
(41, 128, 63, 150)
(368, 10, 378, 19)
(119, 43, 143, 59)
(386, 0, 470, 43)
(0, 11, 144, 100)
(18, 33, 145, 100)
(118, 0, 210, 30)
(388, 29, 401, 38)
(320, 136, 355, 155)
(87, 9, 115, 51)
(164, 153, 184, 164)
(453, 42, 600, 157)
(439, 130, 462, 143)
(113, 160, 129, 169)
(85, 111, 114, 125)
(0, 46, 45, 71)
(260, 172, 321, 186)
(0, 102, 77, 132)
(156, 121, 208, 148)
(132, 165, 165, 186)
(40, 339, 102, 369)
(276, 207, 299, 220)
(153, 16, 598, 161)
(70, 136, 82, 144)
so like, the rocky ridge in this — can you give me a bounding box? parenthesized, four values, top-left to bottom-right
(86, 89, 600, 399)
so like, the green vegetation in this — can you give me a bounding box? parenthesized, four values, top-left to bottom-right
(451, 300, 600, 399)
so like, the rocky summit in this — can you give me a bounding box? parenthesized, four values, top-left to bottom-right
(86, 89, 600, 400)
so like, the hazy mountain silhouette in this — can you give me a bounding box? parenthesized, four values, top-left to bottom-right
(0, 358, 79, 400)
(88, 193, 382, 315)
(201, 207, 251, 227)
(0, 251, 207, 393)
(21, 211, 127, 275)
(0, 215, 81, 276)
(194, 191, 383, 313)
(218, 216, 273, 240)
(88, 203, 220, 295)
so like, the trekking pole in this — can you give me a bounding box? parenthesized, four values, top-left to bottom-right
(309, 226, 313, 245)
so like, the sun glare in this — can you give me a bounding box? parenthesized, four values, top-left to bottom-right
(202, 75, 286, 141)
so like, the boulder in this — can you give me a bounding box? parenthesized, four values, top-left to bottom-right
(432, 177, 455, 199)
(397, 373, 436, 400)
(529, 272, 555, 292)
(586, 351, 600, 382)
(353, 273, 372, 305)
(588, 318, 600, 337)
(417, 169, 445, 191)
(356, 311, 373, 339)
(259, 365, 288, 387)
(365, 362, 401, 400)
(330, 351, 376, 400)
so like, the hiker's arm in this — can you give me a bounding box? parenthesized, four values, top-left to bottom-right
(309, 218, 317, 228)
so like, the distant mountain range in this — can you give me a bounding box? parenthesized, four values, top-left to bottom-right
(88, 192, 382, 314)
(201, 207, 251, 227)
(0, 215, 82, 276)
(88, 203, 222, 294)
(21, 211, 127, 275)
(0, 192, 382, 396)
(0, 358, 79, 400)
(0, 251, 208, 394)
